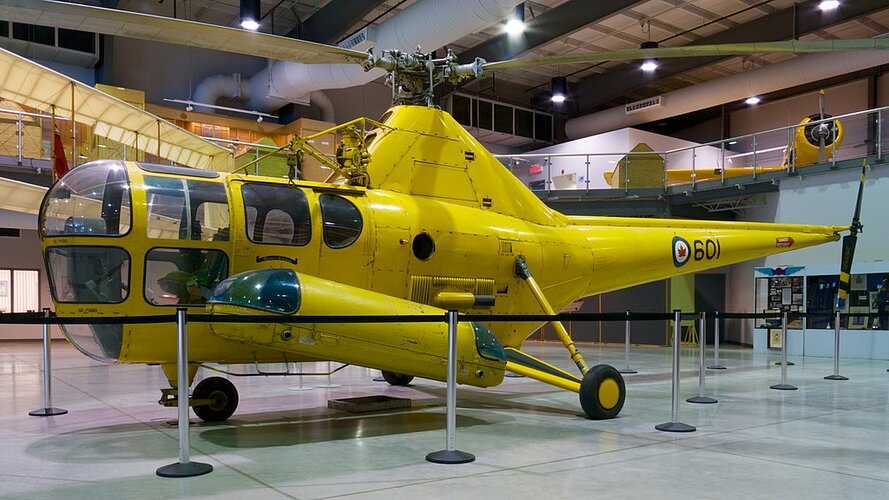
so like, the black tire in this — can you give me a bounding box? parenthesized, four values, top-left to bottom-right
(381, 371, 414, 386)
(579, 364, 625, 420)
(192, 377, 239, 422)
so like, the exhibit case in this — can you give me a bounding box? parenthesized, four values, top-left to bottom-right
(753, 265, 889, 358)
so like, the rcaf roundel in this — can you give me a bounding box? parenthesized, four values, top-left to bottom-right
(672, 236, 690, 267)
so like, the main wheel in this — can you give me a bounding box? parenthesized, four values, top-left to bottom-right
(579, 364, 625, 420)
(381, 371, 414, 386)
(192, 376, 239, 422)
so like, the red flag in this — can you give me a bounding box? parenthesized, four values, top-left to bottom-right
(53, 126, 69, 179)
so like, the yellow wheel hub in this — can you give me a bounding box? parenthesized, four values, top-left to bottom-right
(598, 378, 620, 409)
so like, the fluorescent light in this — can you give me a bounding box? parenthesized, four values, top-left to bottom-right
(240, 19, 259, 30)
(745, 96, 761, 105)
(819, 1, 840, 11)
(728, 140, 738, 145)
(641, 61, 658, 72)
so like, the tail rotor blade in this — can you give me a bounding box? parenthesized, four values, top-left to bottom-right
(835, 162, 867, 311)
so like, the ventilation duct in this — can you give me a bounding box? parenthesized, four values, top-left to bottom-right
(565, 50, 889, 140)
(194, 0, 520, 115)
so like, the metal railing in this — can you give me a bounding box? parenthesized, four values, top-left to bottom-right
(498, 105, 889, 195)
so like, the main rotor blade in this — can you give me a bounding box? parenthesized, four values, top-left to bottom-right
(483, 39, 889, 72)
(0, 0, 368, 65)
(835, 162, 867, 311)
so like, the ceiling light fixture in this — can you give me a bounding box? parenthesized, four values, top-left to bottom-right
(819, 1, 840, 11)
(640, 40, 659, 72)
(550, 76, 567, 103)
(239, 0, 261, 30)
(745, 96, 761, 105)
(504, 3, 525, 35)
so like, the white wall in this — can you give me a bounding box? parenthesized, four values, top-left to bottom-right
(0, 229, 57, 340)
(724, 164, 889, 345)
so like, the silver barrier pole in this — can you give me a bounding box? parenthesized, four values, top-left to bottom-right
(770, 310, 797, 391)
(427, 310, 475, 464)
(825, 310, 849, 381)
(656, 310, 696, 432)
(157, 309, 213, 477)
(619, 310, 637, 374)
(707, 311, 726, 369)
(688, 312, 717, 404)
(30, 308, 67, 417)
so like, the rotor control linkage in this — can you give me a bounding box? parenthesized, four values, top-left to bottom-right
(514, 256, 589, 375)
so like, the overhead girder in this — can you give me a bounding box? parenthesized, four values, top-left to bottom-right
(460, 0, 640, 69)
(571, 0, 889, 114)
(286, 0, 387, 44)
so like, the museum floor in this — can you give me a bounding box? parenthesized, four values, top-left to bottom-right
(3, 339, 889, 499)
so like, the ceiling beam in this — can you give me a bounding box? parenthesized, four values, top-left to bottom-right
(286, 0, 385, 44)
(571, 0, 889, 114)
(460, 0, 640, 64)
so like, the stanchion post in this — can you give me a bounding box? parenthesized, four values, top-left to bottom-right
(825, 310, 848, 381)
(427, 310, 475, 464)
(688, 312, 717, 404)
(619, 309, 637, 374)
(316, 360, 342, 388)
(707, 310, 726, 370)
(157, 308, 213, 477)
(770, 310, 797, 391)
(656, 310, 696, 432)
(29, 308, 67, 417)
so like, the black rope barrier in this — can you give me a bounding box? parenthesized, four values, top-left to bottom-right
(0, 310, 883, 325)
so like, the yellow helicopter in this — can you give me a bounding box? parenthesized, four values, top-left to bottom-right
(13, 0, 881, 422)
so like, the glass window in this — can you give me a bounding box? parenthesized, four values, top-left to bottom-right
(144, 176, 229, 241)
(41, 161, 132, 236)
(46, 247, 130, 304)
(241, 183, 311, 246)
(145, 248, 229, 306)
(320, 194, 362, 249)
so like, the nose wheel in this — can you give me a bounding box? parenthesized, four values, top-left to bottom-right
(580, 364, 625, 420)
(192, 377, 239, 422)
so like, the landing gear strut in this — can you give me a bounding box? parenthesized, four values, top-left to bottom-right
(514, 256, 626, 419)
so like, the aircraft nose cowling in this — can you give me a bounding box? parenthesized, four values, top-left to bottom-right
(209, 269, 301, 314)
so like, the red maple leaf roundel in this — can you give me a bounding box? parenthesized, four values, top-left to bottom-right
(677, 244, 687, 258)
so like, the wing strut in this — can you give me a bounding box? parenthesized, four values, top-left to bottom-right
(514, 256, 589, 375)
(836, 161, 867, 311)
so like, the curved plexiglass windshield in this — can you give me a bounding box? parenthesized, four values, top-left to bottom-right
(41, 160, 131, 236)
(210, 269, 301, 314)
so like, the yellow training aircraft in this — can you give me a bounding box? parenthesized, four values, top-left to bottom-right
(13, 0, 879, 423)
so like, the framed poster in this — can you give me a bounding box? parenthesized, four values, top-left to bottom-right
(0, 280, 7, 297)
(768, 328, 783, 349)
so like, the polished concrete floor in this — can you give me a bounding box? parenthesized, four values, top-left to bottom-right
(3, 339, 889, 499)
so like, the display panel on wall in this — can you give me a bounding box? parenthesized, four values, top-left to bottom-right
(807, 272, 889, 330)
(0, 269, 39, 313)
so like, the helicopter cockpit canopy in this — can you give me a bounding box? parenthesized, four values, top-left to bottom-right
(209, 269, 302, 314)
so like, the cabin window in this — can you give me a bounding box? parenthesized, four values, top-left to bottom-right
(144, 247, 229, 306)
(45, 246, 130, 304)
(40, 161, 132, 237)
(319, 194, 362, 249)
(240, 184, 311, 246)
(144, 176, 230, 241)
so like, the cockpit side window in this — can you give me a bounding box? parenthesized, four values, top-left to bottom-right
(240, 183, 311, 246)
(319, 194, 362, 249)
(144, 176, 229, 241)
(40, 161, 132, 237)
(144, 247, 229, 306)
